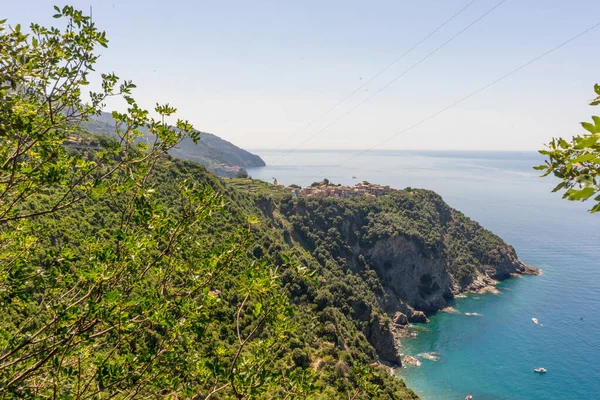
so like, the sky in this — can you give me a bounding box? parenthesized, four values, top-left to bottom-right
(3, 1, 600, 151)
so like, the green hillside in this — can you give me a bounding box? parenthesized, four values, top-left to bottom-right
(84, 112, 266, 177)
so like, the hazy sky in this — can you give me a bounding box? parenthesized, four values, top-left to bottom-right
(4, 1, 600, 151)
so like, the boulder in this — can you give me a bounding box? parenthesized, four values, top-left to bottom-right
(408, 310, 428, 323)
(393, 312, 409, 326)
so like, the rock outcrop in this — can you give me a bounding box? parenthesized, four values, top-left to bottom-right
(278, 187, 541, 368)
(368, 235, 454, 313)
(366, 316, 402, 365)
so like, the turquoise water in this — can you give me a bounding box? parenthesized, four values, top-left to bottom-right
(247, 150, 600, 400)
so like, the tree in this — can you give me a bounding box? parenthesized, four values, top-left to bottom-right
(536, 84, 600, 213)
(0, 7, 306, 398)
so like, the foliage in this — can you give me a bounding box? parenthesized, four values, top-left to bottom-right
(443, 210, 515, 283)
(279, 189, 516, 292)
(536, 83, 600, 213)
(0, 8, 305, 399)
(235, 170, 249, 179)
(83, 112, 266, 177)
(226, 178, 291, 201)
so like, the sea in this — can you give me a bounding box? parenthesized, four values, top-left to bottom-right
(246, 149, 600, 400)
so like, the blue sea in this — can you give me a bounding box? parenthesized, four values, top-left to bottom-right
(247, 149, 600, 400)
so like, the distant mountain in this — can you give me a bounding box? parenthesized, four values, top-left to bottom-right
(83, 112, 265, 177)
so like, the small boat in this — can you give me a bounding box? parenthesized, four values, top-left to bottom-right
(532, 318, 539, 325)
(534, 368, 547, 373)
(466, 312, 482, 317)
(465, 395, 473, 400)
(352, 176, 357, 179)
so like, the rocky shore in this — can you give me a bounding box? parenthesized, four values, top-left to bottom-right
(462, 261, 541, 295)
(389, 260, 541, 368)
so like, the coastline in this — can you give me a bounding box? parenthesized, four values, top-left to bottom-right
(393, 262, 542, 369)
(249, 149, 600, 399)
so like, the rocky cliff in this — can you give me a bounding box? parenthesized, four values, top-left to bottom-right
(274, 187, 540, 365)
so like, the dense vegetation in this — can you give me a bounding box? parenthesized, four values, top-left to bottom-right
(537, 83, 600, 212)
(84, 112, 266, 177)
(278, 189, 516, 286)
(0, 8, 416, 398)
(3, 150, 419, 398)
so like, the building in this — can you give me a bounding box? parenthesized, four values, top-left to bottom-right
(290, 181, 393, 199)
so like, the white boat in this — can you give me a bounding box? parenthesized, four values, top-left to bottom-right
(466, 312, 482, 317)
(534, 368, 547, 373)
(532, 318, 539, 325)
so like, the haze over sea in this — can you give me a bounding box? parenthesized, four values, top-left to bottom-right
(247, 149, 600, 400)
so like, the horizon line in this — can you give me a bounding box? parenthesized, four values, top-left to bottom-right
(247, 148, 542, 153)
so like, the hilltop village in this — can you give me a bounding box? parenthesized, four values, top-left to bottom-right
(275, 179, 394, 198)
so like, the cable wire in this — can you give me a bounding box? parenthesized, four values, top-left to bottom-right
(270, 0, 479, 153)
(270, 0, 507, 166)
(302, 19, 600, 186)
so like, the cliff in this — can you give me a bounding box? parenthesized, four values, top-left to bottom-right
(267, 186, 540, 364)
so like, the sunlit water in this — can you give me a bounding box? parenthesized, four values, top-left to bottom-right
(247, 150, 600, 400)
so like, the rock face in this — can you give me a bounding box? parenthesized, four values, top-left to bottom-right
(460, 253, 540, 293)
(392, 312, 408, 326)
(366, 233, 539, 314)
(279, 189, 540, 367)
(368, 235, 453, 313)
(366, 316, 401, 365)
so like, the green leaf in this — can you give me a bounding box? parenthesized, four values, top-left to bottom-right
(573, 153, 596, 163)
(551, 182, 567, 193)
(559, 138, 569, 149)
(593, 116, 600, 127)
(533, 164, 547, 171)
(567, 187, 596, 201)
(581, 122, 597, 133)
(253, 303, 262, 317)
(575, 135, 598, 149)
(590, 203, 600, 213)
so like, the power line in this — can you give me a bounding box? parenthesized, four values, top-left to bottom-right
(270, 0, 507, 166)
(302, 19, 600, 186)
(270, 0, 480, 155)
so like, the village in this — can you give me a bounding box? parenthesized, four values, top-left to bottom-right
(274, 179, 394, 198)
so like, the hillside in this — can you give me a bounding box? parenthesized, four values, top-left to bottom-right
(2, 144, 539, 398)
(84, 112, 266, 176)
(228, 179, 539, 365)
